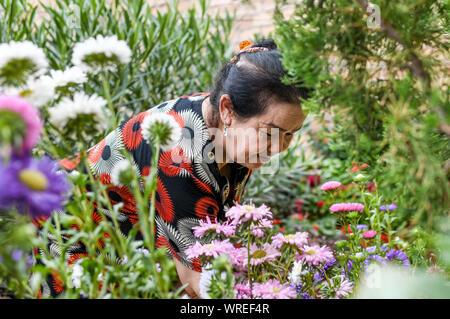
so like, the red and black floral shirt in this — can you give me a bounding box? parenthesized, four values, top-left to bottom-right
(36, 92, 252, 297)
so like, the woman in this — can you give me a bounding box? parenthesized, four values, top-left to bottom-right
(36, 38, 311, 298)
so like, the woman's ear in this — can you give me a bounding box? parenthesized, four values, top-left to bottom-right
(219, 94, 234, 126)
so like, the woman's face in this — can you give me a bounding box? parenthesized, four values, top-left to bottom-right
(219, 97, 307, 170)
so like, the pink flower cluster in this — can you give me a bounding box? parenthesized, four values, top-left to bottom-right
(271, 231, 309, 249)
(320, 181, 342, 191)
(185, 239, 234, 259)
(252, 279, 297, 299)
(192, 215, 236, 238)
(298, 244, 334, 267)
(250, 218, 273, 238)
(0, 94, 42, 154)
(225, 203, 272, 225)
(329, 202, 364, 213)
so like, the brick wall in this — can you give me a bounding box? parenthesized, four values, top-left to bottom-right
(147, 0, 296, 50)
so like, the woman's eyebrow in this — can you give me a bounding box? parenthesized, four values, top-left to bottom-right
(261, 122, 302, 133)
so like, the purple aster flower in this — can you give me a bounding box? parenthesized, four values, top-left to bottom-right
(300, 292, 313, 299)
(12, 249, 23, 261)
(289, 282, 303, 295)
(0, 155, 70, 218)
(385, 249, 410, 267)
(388, 203, 397, 211)
(341, 260, 353, 277)
(366, 246, 377, 253)
(357, 224, 368, 231)
(379, 203, 397, 211)
(363, 254, 386, 271)
(313, 257, 336, 282)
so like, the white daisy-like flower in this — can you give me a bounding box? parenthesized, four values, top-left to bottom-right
(48, 91, 108, 129)
(141, 112, 182, 151)
(72, 35, 132, 74)
(1, 75, 56, 108)
(289, 260, 308, 286)
(199, 266, 228, 299)
(23, 75, 56, 108)
(110, 158, 139, 186)
(0, 40, 48, 85)
(199, 268, 214, 299)
(50, 66, 87, 88)
(71, 260, 84, 289)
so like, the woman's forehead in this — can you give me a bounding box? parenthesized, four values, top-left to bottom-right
(254, 103, 305, 130)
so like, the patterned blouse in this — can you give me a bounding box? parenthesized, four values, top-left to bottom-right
(34, 92, 252, 297)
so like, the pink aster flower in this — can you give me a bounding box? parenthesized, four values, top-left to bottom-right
(320, 181, 342, 191)
(271, 231, 309, 249)
(362, 230, 377, 239)
(234, 282, 251, 299)
(252, 279, 297, 299)
(0, 94, 42, 154)
(299, 244, 334, 267)
(226, 247, 247, 269)
(250, 218, 273, 238)
(225, 203, 272, 225)
(185, 239, 234, 259)
(329, 202, 364, 213)
(335, 276, 353, 298)
(192, 216, 236, 238)
(243, 243, 281, 266)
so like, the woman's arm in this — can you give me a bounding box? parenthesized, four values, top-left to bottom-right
(174, 257, 202, 299)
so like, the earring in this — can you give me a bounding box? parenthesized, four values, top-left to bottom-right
(223, 124, 228, 136)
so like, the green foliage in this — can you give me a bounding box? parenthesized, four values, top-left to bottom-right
(274, 0, 450, 232)
(0, 0, 234, 128)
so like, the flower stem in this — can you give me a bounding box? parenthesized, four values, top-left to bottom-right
(101, 73, 117, 126)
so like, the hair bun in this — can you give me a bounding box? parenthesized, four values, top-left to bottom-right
(251, 38, 277, 50)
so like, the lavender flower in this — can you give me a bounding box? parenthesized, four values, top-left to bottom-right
(313, 258, 336, 282)
(385, 249, 410, 267)
(357, 224, 368, 231)
(379, 203, 397, 211)
(363, 254, 386, 272)
(0, 155, 70, 217)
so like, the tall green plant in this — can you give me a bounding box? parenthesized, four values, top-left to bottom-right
(274, 0, 449, 232)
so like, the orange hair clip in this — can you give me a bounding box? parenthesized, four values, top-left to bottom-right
(239, 40, 252, 51)
(230, 40, 269, 64)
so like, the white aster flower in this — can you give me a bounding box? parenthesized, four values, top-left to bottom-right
(48, 91, 109, 132)
(0, 40, 48, 85)
(50, 66, 87, 88)
(71, 260, 84, 289)
(289, 260, 308, 286)
(72, 35, 132, 74)
(1, 75, 56, 108)
(141, 112, 182, 151)
(199, 267, 227, 299)
(110, 158, 139, 186)
(23, 75, 56, 108)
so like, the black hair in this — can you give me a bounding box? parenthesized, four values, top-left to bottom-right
(209, 38, 312, 122)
